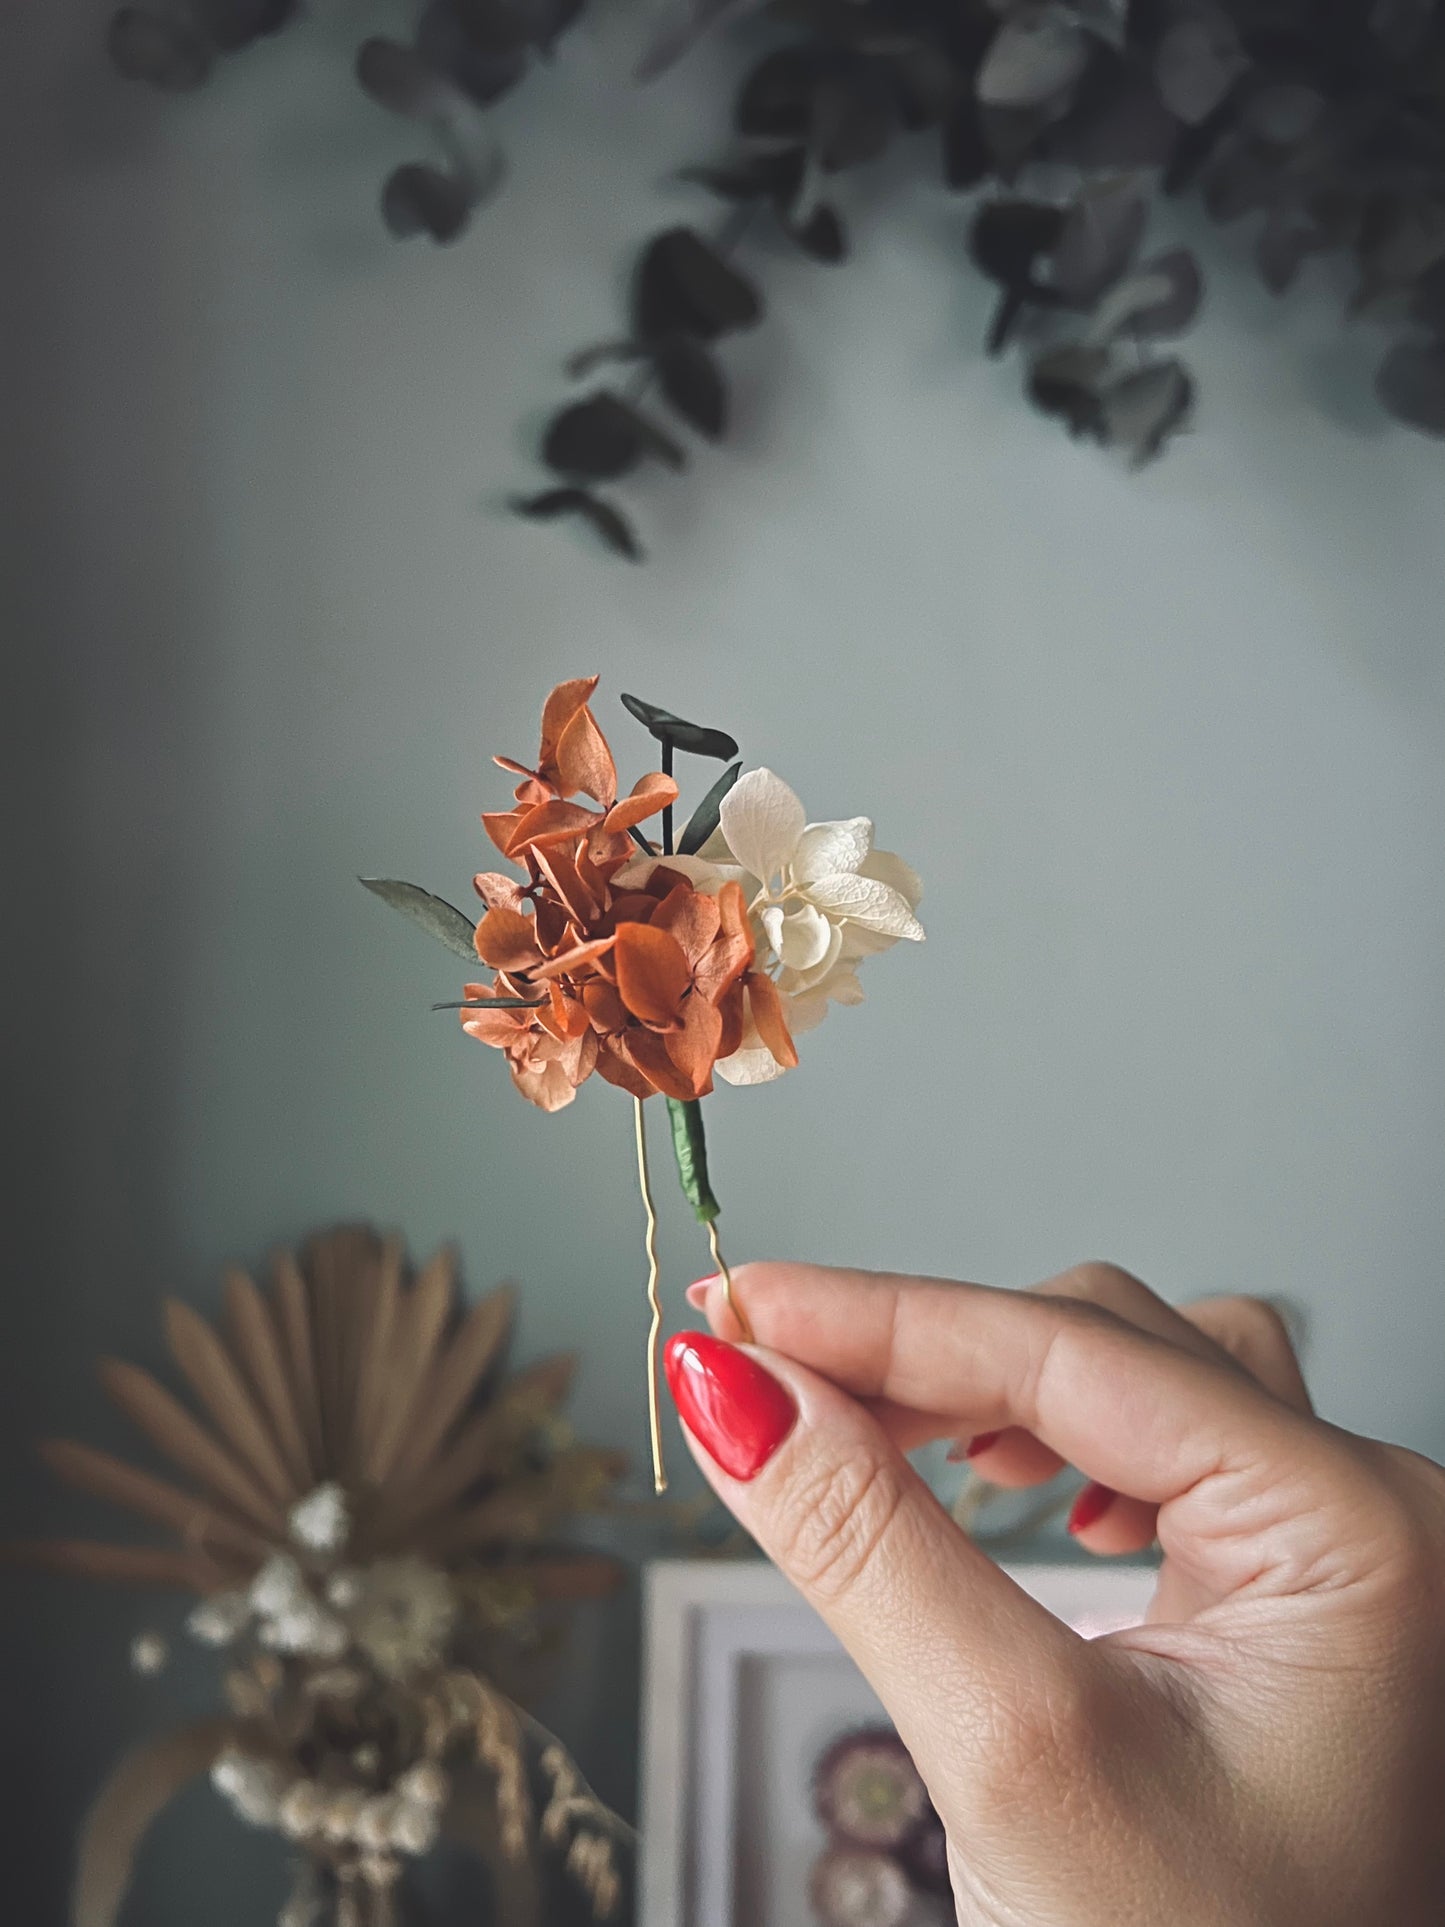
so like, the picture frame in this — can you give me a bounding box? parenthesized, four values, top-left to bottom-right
(638, 1555, 1156, 1927)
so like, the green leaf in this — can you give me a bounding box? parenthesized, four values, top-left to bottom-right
(432, 998, 547, 1011)
(667, 1096, 721, 1223)
(619, 693, 739, 761)
(678, 761, 741, 855)
(359, 878, 479, 962)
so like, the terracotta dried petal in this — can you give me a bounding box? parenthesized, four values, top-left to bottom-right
(531, 844, 599, 926)
(473, 871, 530, 913)
(650, 882, 721, 967)
(507, 799, 599, 855)
(667, 992, 724, 1090)
(594, 1035, 655, 1098)
(474, 906, 542, 971)
(532, 934, 618, 980)
(745, 970, 799, 1068)
(538, 675, 601, 781)
(582, 978, 628, 1033)
(602, 770, 678, 836)
(554, 703, 618, 807)
(460, 989, 534, 1047)
(621, 1025, 698, 1100)
(482, 810, 526, 858)
(613, 922, 691, 1027)
(512, 1055, 581, 1110)
(717, 981, 745, 1059)
(548, 984, 592, 1040)
(694, 879, 755, 1002)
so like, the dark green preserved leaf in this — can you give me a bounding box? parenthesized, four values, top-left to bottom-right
(359, 879, 479, 961)
(678, 762, 742, 853)
(619, 695, 739, 760)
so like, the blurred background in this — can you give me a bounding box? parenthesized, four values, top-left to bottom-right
(3, 0, 1443, 1918)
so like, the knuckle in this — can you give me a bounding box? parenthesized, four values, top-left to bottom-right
(1051, 1260, 1148, 1312)
(1360, 1443, 1445, 1583)
(774, 1446, 907, 1603)
(1212, 1294, 1298, 1364)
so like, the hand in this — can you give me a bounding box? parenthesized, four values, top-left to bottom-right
(669, 1262, 1445, 1927)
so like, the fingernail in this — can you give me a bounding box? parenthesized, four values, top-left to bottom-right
(685, 1276, 717, 1310)
(961, 1430, 1002, 1461)
(663, 1331, 796, 1482)
(1067, 1482, 1117, 1535)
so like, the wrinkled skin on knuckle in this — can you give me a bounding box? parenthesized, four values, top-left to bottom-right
(771, 1439, 908, 1603)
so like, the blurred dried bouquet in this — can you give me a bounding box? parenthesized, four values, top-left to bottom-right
(6, 1225, 632, 1927)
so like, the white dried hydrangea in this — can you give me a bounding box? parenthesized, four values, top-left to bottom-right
(129, 1632, 169, 1676)
(287, 1482, 350, 1554)
(389, 1800, 441, 1856)
(211, 1748, 286, 1829)
(348, 1557, 457, 1683)
(277, 1779, 328, 1841)
(187, 1589, 250, 1647)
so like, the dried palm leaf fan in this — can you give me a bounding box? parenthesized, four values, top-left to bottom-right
(5, 1225, 632, 1927)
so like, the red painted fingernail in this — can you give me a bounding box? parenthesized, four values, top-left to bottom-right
(1067, 1483, 1117, 1535)
(963, 1430, 1002, 1460)
(663, 1331, 796, 1482)
(685, 1276, 717, 1310)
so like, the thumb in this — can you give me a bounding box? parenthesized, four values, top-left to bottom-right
(663, 1330, 1082, 1801)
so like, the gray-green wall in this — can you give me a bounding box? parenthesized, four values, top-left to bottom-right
(4, 2, 1444, 1919)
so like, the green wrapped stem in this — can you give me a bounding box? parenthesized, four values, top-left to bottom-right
(666, 1097, 721, 1224)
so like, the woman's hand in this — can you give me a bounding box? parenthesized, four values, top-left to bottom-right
(668, 1262, 1445, 1926)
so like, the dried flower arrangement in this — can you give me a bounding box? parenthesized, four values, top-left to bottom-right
(363, 675, 924, 1489)
(105, 0, 1445, 560)
(5, 1226, 632, 1927)
(809, 1726, 952, 1927)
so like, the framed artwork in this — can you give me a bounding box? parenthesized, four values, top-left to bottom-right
(638, 1556, 1155, 1927)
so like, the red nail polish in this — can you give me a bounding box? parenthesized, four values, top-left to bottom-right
(663, 1331, 796, 1482)
(1067, 1482, 1117, 1535)
(963, 1430, 1002, 1460)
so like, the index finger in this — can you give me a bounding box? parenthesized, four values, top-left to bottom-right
(691, 1261, 1338, 1528)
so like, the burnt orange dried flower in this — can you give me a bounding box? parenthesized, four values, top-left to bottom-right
(459, 677, 790, 1111)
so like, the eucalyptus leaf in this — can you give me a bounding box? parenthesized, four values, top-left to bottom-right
(356, 38, 453, 118)
(634, 0, 761, 82)
(1084, 249, 1201, 340)
(1050, 177, 1146, 306)
(432, 997, 547, 1009)
(633, 228, 763, 342)
(735, 46, 819, 140)
(1028, 343, 1109, 433)
(381, 163, 475, 243)
(976, 9, 1087, 111)
(1376, 338, 1445, 436)
(197, 0, 294, 51)
(416, 0, 527, 104)
(652, 337, 728, 438)
(543, 394, 645, 481)
(1154, 15, 1245, 125)
(359, 878, 480, 961)
(619, 695, 739, 761)
(1095, 359, 1193, 462)
(789, 203, 847, 262)
(450, 0, 534, 56)
(969, 199, 1065, 291)
(678, 761, 742, 853)
(107, 7, 212, 89)
(511, 488, 643, 561)
(542, 392, 684, 480)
